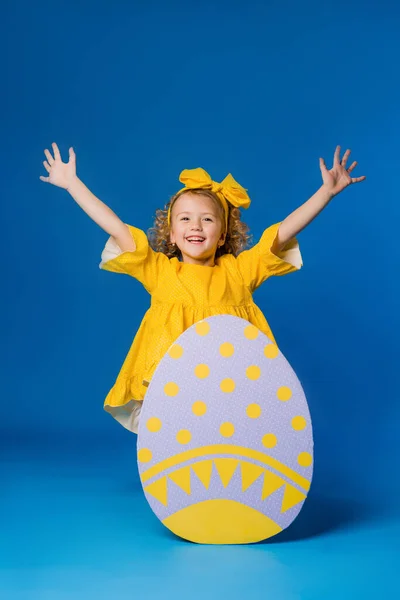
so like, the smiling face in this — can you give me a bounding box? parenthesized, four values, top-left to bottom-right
(169, 192, 226, 266)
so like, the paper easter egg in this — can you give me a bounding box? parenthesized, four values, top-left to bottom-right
(137, 315, 313, 545)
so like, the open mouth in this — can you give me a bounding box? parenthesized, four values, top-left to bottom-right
(186, 237, 205, 244)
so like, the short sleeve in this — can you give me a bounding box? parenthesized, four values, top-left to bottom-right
(99, 224, 169, 294)
(236, 222, 303, 292)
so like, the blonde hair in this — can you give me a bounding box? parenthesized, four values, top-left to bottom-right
(147, 189, 252, 259)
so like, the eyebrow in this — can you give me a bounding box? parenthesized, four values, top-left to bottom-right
(176, 211, 217, 217)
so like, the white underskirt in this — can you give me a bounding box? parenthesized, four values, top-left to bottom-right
(105, 400, 143, 435)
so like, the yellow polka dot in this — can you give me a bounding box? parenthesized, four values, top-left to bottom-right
(192, 401, 207, 416)
(262, 434, 277, 449)
(277, 386, 292, 401)
(194, 364, 210, 379)
(168, 344, 183, 359)
(146, 417, 162, 432)
(220, 378, 236, 393)
(220, 422, 235, 438)
(219, 342, 235, 357)
(195, 321, 210, 336)
(164, 382, 180, 397)
(137, 448, 152, 463)
(246, 365, 261, 380)
(244, 324, 259, 340)
(292, 416, 307, 431)
(246, 403, 261, 419)
(176, 429, 192, 445)
(297, 452, 312, 467)
(264, 344, 279, 359)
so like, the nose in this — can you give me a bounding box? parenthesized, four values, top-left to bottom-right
(190, 220, 203, 230)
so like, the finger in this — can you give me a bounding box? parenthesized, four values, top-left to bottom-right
(44, 149, 54, 164)
(347, 161, 357, 173)
(341, 149, 351, 168)
(333, 145, 341, 166)
(319, 157, 329, 174)
(69, 147, 76, 162)
(43, 160, 51, 173)
(351, 176, 366, 183)
(52, 142, 61, 161)
(39, 175, 49, 182)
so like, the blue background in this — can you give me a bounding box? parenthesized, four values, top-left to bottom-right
(2, 0, 398, 598)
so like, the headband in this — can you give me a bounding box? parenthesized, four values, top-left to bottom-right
(167, 167, 251, 231)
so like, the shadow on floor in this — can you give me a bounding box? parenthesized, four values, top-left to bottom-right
(263, 492, 374, 544)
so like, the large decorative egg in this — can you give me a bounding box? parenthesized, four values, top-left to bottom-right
(137, 315, 313, 545)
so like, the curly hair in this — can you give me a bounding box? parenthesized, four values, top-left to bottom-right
(147, 189, 252, 259)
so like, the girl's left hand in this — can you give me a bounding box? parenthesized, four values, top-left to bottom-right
(320, 146, 366, 196)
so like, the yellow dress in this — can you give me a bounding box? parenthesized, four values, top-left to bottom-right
(99, 222, 302, 432)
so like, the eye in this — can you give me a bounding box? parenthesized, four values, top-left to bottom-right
(180, 217, 189, 221)
(204, 217, 213, 222)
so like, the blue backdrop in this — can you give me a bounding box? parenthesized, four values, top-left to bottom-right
(2, 0, 399, 596)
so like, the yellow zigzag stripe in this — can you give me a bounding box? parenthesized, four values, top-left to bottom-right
(168, 465, 191, 494)
(191, 460, 213, 489)
(144, 477, 168, 507)
(241, 462, 265, 492)
(214, 458, 239, 488)
(144, 460, 307, 514)
(141, 444, 311, 491)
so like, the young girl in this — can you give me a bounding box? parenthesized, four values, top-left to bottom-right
(40, 144, 365, 433)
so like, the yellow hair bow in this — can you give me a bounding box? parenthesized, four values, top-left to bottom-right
(167, 167, 251, 230)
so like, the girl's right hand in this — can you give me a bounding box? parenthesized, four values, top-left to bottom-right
(40, 142, 77, 190)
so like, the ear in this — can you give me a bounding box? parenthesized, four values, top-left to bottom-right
(170, 230, 175, 244)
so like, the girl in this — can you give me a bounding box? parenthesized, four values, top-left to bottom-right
(40, 144, 365, 433)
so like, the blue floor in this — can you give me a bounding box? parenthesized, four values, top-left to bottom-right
(1, 432, 398, 600)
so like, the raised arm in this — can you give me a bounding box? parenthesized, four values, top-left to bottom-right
(273, 146, 366, 251)
(40, 143, 135, 252)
